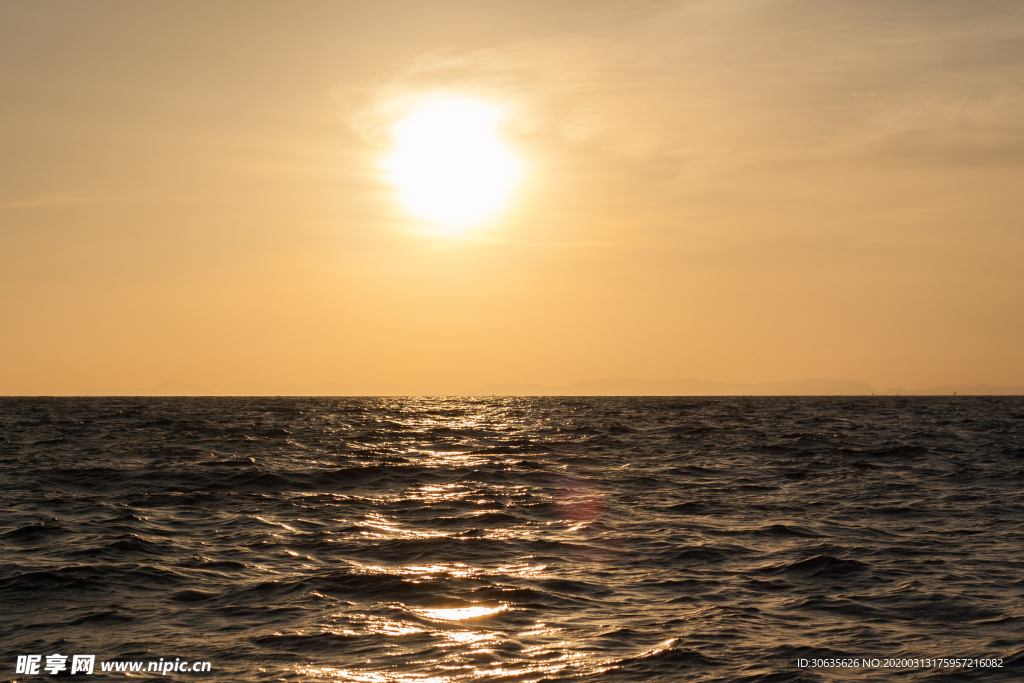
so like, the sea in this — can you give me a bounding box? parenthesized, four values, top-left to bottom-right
(1, 396, 1022, 682)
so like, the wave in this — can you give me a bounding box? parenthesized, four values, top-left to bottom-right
(1, 396, 1021, 682)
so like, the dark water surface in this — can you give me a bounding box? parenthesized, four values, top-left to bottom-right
(2, 397, 1023, 682)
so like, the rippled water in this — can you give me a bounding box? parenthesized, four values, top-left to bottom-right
(2, 397, 1023, 681)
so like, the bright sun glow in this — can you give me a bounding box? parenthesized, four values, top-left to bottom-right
(385, 98, 521, 229)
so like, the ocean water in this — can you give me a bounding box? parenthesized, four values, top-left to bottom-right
(1, 396, 1022, 682)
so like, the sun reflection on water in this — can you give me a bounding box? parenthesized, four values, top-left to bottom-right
(351, 562, 546, 579)
(296, 667, 448, 683)
(348, 613, 426, 637)
(439, 629, 495, 646)
(355, 513, 448, 540)
(413, 604, 507, 621)
(282, 399, 627, 682)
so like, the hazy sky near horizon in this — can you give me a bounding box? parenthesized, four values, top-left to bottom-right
(2, 0, 1023, 395)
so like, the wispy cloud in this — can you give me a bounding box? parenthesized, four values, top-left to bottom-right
(0, 194, 154, 210)
(345, 0, 1024, 173)
(0, 195, 91, 209)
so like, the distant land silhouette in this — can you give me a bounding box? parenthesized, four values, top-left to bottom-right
(476, 377, 877, 396)
(75, 380, 399, 397)
(70, 377, 1024, 396)
(77, 380, 210, 396)
(474, 378, 1024, 396)
(881, 384, 1024, 396)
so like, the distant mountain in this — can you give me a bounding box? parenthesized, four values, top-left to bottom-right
(76, 387, 135, 396)
(477, 382, 555, 395)
(220, 380, 314, 396)
(70, 378, 1023, 397)
(75, 379, 403, 397)
(889, 384, 1024, 396)
(77, 380, 210, 396)
(474, 377, 878, 396)
(144, 380, 211, 396)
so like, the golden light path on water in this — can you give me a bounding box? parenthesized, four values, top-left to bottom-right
(281, 399, 626, 682)
(296, 631, 680, 682)
(414, 605, 508, 621)
(291, 479, 614, 681)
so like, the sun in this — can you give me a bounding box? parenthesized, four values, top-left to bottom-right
(384, 98, 522, 230)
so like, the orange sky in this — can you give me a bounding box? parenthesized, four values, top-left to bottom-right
(2, 0, 1022, 395)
